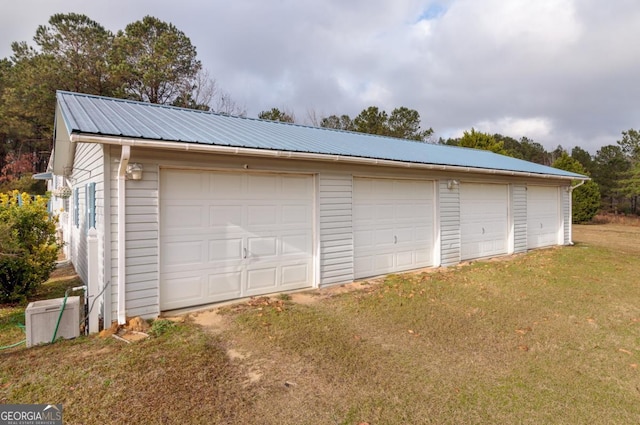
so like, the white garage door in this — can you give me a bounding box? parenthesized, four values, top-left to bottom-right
(353, 178, 435, 279)
(160, 169, 314, 310)
(460, 183, 509, 260)
(527, 186, 560, 249)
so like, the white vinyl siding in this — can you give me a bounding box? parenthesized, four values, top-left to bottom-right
(563, 187, 571, 244)
(67, 143, 104, 287)
(439, 180, 461, 266)
(319, 173, 354, 285)
(512, 184, 527, 253)
(109, 158, 160, 320)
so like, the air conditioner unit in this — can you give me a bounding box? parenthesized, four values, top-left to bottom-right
(25, 297, 80, 347)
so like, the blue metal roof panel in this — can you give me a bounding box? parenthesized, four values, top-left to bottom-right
(56, 91, 586, 179)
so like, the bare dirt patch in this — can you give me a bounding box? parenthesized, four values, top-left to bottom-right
(191, 309, 228, 334)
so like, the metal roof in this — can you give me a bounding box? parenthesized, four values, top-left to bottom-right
(56, 91, 585, 179)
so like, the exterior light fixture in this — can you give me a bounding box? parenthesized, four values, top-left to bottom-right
(126, 163, 143, 180)
(447, 179, 459, 190)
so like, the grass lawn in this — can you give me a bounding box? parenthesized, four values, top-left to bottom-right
(1, 223, 640, 424)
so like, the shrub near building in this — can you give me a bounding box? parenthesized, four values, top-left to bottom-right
(0, 191, 58, 303)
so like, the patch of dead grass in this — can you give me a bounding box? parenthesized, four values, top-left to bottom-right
(2, 223, 640, 424)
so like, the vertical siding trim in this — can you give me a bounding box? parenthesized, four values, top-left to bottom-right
(563, 187, 571, 244)
(439, 180, 460, 266)
(103, 147, 112, 327)
(318, 173, 354, 285)
(512, 184, 527, 253)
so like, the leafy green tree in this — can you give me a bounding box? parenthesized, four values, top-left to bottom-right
(387, 107, 433, 141)
(34, 13, 114, 95)
(110, 15, 201, 104)
(618, 163, 640, 213)
(350, 106, 432, 141)
(519, 138, 551, 165)
(571, 146, 594, 175)
(0, 13, 117, 177)
(552, 153, 600, 223)
(593, 144, 631, 212)
(617, 129, 640, 159)
(0, 191, 58, 302)
(458, 128, 507, 155)
(258, 107, 295, 123)
(320, 114, 355, 131)
(353, 106, 388, 136)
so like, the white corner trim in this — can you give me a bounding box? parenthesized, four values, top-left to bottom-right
(117, 145, 130, 325)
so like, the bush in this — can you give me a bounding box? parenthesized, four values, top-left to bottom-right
(0, 191, 58, 303)
(552, 153, 601, 223)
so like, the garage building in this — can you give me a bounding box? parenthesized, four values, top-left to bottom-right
(47, 91, 587, 329)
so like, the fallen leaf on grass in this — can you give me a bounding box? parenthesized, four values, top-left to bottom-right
(518, 345, 529, 352)
(619, 348, 633, 356)
(630, 364, 638, 369)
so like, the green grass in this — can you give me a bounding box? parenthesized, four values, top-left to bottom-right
(228, 242, 640, 424)
(0, 267, 82, 350)
(1, 225, 640, 424)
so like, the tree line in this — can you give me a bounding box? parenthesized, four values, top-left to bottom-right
(1, 13, 638, 221)
(0, 13, 244, 192)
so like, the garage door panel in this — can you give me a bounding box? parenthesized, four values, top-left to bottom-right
(282, 264, 309, 286)
(209, 205, 243, 228)
(246, 267, 277, 291)
(209, 173, 242, 197)
(247, 236, 277, 257)
(281, 175, 312, 197)
(282, 205, 309, 223)
(396, 251, 414, 268)
(164, 170, 207, 198)
(527, 186, 560, 248)
(208, 272, 242, 298)
(163, 240, 204, 267)
(281, 233, 311, 255)
(375, 204, 395, 220)
(247, 205, 277, 226)
(160, 169, 314, 310)
(208, 238, 243, 262)
(354, 230, 373, 248)
(163, 205, 203, 229)
(161, 274, 205, 310)
(247, 174, 278, 198)
(460, 183, 508, 260)
(354, 178, 435, 278)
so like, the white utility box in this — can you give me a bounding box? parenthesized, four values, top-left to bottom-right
(25, 296, 80, 347)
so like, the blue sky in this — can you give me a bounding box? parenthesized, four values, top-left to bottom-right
(1, 0, 640, 153)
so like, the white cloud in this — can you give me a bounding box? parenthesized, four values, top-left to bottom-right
(2, 0, 640, 153)
(474, 117, 553, 140)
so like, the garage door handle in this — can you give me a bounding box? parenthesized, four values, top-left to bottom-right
(482, 227, 485, 235)
(394, 235, 398, 244)
(243, 247, 248, 259)
(540, 223, 543, 228)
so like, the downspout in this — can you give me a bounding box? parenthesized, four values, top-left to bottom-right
(117, 146, 130, 324)
(567, 180, 586, 245)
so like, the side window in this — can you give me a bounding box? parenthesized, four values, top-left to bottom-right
(74, 187, 79, 228)
(86, 182, 96, 229)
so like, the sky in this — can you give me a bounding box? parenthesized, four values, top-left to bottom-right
(1, 0, 640, 154)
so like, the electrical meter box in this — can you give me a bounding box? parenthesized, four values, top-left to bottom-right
(25, 296, 80, 347)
